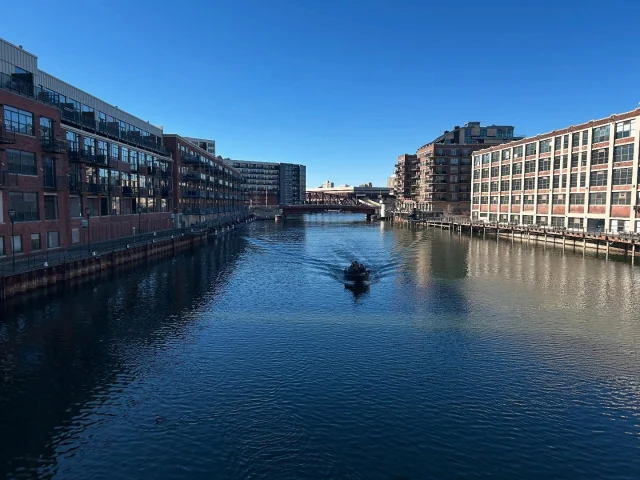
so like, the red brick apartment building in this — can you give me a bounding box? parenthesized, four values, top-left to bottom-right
(0, 37, 247, 259)
(471, 108, 639, 233)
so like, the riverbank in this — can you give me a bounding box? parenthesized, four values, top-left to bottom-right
(0, 215, 255, 301)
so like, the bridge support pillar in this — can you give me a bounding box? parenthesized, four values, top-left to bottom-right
(366, 214, 372, 222)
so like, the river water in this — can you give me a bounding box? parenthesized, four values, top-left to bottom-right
(1, 214, 640, 479)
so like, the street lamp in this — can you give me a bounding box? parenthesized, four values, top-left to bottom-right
(85, 207, 91, 254)
(8, 208, 16, 272)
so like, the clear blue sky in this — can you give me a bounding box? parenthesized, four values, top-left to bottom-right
(3, 0, 640, 188)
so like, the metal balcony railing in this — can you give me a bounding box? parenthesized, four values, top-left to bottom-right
(43, 175, 69, 190)
(40, 137, 70, 153)
(0, 170, 19, 187)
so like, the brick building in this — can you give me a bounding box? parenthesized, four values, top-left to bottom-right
(163, 134, 244, 227)
(470, 108, 639, 232)
(394, 154, 417, 210)
(228, 160, 306, 206)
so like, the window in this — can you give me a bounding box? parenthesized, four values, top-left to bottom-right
(592, 125, 610, 143)
(6, 149, 37, 176)
(482, 154, 490, 164)
(70, 196, 82, 217)
(580, 152, 587, 167)
(568, 217, 584, 229)
(490, 167, 499, 177)
(66, 130, 79, 151)
(3, 105, 34, 135)
(612, 168, 633, 185)
(512, 179, 522, 190)
(582, 130, 588, 145)
(570, 173, 578, 187)
(491, 151, 499, 162)
(473, 170, 480, 180)
(522, 215, 534, 225)
(9, 192, 39, 221)
(47, 231, 60, 248)
(611, 191, 631, 205)
(540, 139, 551, 153)
(590, 170, 608, 187)
(551, 217, 564, 227)
(30, 233, 41, 250)
(490, 181, 498, 192)
(615, 119, 635, 139)
(473, 156, 481, 166)
(523, 195, 534, 205)
(500, 195, 509, 204)
(450, 158, 459, 165)
(552, 194, 564, 204)
(538, 176, 550, 189)
(572, 133, 580, 147)
(501, 165, 510, 176)
(110, 143, 119, 161)
(537, 216, 548, 226)
(525, 160, 536, 173)
(562, 155, 568, 169)
(84, 136, 95, 154)
(472, 196, 479, 205)
(553, 156, 561, 170)
(481, 182, 489, 192)
(490, 196, 499, 204)
(511, 195, 521, 205)
(537, 194, 549, 204)
(514, 146, 523, 158)
(40, 116, 53, 140)
(502, 149, 511, 160)
(554, 136, 561, 151)
(525, 143, 536, 156)
(562, 174, 567, 188)
(569, 193, 585, 205)
(512, 163, 523, 175)
(451, 149, 458, 156)
(524, 178, 535, 190)
(44, 195, 58, 220)
(571, 153, 579, 168)
(501, 180, 510, 191)
(589, 192, 606, 205)
(563, 135, 569, 149)
(614, 144, 634, 162)
(591, 148, 609, 166)
(481, 196, 488, 204)
(450, 166, 458, 174)
(12, 235, 22, 254)
(482, 168, 489, 178)
(538, 158, 551, 172)
(553, 175, 560, 188)
(0, 237, 3, 256)
(580, 172, 586, 187)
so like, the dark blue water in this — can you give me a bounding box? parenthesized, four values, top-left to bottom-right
(1, 214, 640, 479)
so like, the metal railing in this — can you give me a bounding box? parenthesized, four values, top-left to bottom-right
(0, 214, 251, 277)
(0, 171, 19, 187)
(0, 123, 16, 144)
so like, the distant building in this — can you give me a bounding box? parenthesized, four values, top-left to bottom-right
(319, 180, 334, 188)
(184, 137, 216, 156)
(359, 182, 373, 187)
(387, 174, 396, 191)
(395, 154, 417, 205)
(228, 160, 306, 205)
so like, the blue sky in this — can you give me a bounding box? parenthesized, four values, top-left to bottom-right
(3, 0, 640, 188)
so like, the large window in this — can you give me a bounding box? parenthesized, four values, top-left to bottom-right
(612, 168, 633, 185)
(569, 193, 585, 205)
(490, 196, 499, 204)
(553, 156, 561, 170)
(501, 165, 510, 176)
(70, 196, 82, 218)
(611, 191, 631, 205)
(3, 105, 34, 135)
(551, 216, 564, 227)
(500, 180, 510, 191)
(614, 144, 634, 162)
(6, 149, 37, 175)
(591, 148, 609, 165)
(490, 167, 499, 177)
(511, 194, 521, 204)
(47, 231, 60, 248)
(491, 151, 500, 162)
(525, 143, 536, 156)
(490, 182, 498, 192)
(538, 176, 550, 189)
(582, 131, 589, 145)
(592, 125, 610, 143)
(571, 154, 579, 168)
(482, 153, 490, 164)
(590, 170, 608, 187)
(66, 130, 79, 151)
(537, 194, 549, 204)
(44, 195, 58, 220)
(540, 139, 551, 153)
(538, 158, 551, 172)
(553, 175, 560, 188)
(31, 233, 41, 251)
(563, 135, 569, 149)
(572, 133, 580, 147)
(513, 146, 523, 158)
(523, 195, 534, 205)
(581, 152, 587, 167)
(554, 136, 561, 151)
(570, 173, 578, 187)
(512, 163, 523, 175)
(552, 194, 564, 204)
(9, 192, 39, 221)
(524, 178, 535, 190)
(615, 119, 635, 139)
(512, 179, 522, 190)
(481, 168, 489, 178)
(502, 149, 511, 160)
(12, 235, 22, 254)
(589, 192, 606, 205)
(525, 160, 536, 173)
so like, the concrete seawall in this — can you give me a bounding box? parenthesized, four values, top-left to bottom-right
(0, 216, 253, 301)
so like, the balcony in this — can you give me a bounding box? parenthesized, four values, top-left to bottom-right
(181, 153, 202, 165)
(43, 174, 69, 191)
(181, 171, 201, 181)
(122, 186, 139, 197)
(41, 137, 70, 153)
(161, 188, 171, 198)
(109, 184, 122, 195)
(161, 169, 172, 178)
(0, 72, 35, 97)
(0, 124, 16, 144)
(0, 170, 19, 187)
(87, 183, 108, 195)
(69, 179, 87, 194)
(182, 190, 202, 198)
(68, 149, 108, 166)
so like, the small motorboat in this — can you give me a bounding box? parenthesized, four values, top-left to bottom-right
(344, 262, 370, 282)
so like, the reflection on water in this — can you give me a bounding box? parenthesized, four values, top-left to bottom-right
(1, 214, 640, 479)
